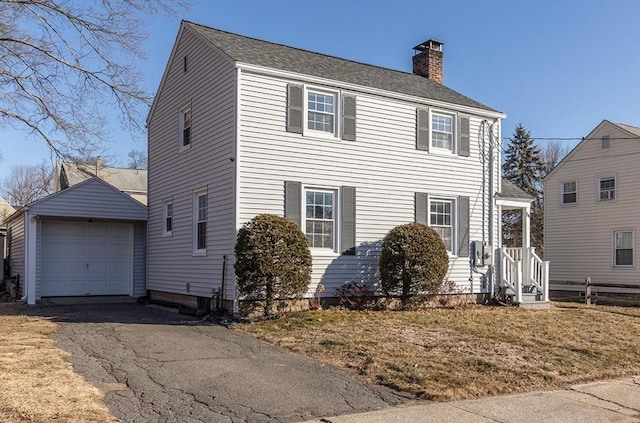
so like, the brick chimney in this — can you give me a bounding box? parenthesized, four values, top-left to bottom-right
(412, 39, 444, 83)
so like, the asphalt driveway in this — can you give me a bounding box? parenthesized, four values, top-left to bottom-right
(26, 303, 407, 423)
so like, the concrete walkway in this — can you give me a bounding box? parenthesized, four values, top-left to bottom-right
(306, 377, 640, 422)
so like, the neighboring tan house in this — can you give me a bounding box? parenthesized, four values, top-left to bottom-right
(1, 196, 15, 280)
(5, 177, 147, 304)
(146, 21, 547, 310)
(0, 196, 15, 226)
(55, 159, 148, 205)
(545, 120, 640, 298)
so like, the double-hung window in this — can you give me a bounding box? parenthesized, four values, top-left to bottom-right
(431, 112, 454, 151)
(305, 189, 335, 249)
(599, 177, 616, 201)
(179, 104, 192, 149)
(613, 231, 634, 267)
(193, 189, 207, 253)
(430, 199, 453, 252)
(561, 181, 577, 205)
(307, 90, 336, 135)
(163, 199, 173, 237)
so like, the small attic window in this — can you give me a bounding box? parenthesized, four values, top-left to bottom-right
(183, 55, 188, 73)
(602, 136, 610, 149)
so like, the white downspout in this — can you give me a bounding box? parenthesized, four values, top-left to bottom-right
(25, 211, 37, 305)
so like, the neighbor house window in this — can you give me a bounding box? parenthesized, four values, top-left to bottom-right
(601, 136, 610, 149)
(431, 112, 454, 151)
(305, 189, 335, 249)
(179, 105, 192, 149)
(599, 177, 616, 201)
(613, 231, 634, 267)
(193, 189, 207, 253)
(430, 199, 453, 252)
(307, 90, 336, 135)
(562, 181, 577, 205)
(163, 199, 173, 236)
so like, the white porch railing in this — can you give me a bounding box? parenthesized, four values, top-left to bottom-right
(500, 247, 549, 303)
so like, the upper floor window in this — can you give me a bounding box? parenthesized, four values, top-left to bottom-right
(431, 112, 455, 151)
(613, 230, 634, 267)
(430, 199, 453, 252)
(305, 189, 335, 249)
(599, 177, 616, 201)
(163, 199, 173, 237)
(562, 181, 577, 205)
(179, 105, 192, 149)
(193, 189, 207, 253)
(601, 136, 610, 149)
(307, 90, 336, 135)
(287, 84, 356, 141)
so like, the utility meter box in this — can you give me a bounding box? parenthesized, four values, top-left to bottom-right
(471, 241, 491, 267)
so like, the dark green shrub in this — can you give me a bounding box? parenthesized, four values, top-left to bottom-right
(235, 214, 312, 315)
(379, 222, 449, 305)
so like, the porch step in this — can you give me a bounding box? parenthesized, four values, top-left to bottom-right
(517, 301, 551, 310)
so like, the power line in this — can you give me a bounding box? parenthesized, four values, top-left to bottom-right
(500, 137, 640, 141)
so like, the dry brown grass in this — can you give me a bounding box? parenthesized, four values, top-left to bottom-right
(236, 302, 640, 401)
(0, 310, 118, 423)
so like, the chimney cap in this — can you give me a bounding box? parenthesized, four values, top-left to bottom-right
(413, 39, 444, 53)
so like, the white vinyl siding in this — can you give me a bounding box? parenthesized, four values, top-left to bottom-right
(545, 121, 640, 292)
(147, 25, 236, 299)
(238, 71, 500, 295)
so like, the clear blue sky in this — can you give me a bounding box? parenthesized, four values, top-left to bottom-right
(1, 0, 639, 180)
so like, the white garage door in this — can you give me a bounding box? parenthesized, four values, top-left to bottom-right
(41, 221, 132, 297)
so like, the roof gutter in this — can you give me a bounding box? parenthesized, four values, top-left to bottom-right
(236, 62, 507, 120)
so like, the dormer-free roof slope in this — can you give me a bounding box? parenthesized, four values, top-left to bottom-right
(185, 21, 499, 113)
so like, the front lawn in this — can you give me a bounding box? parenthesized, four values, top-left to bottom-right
(0, 309, 118, 422)
(235, 302, 640, 401)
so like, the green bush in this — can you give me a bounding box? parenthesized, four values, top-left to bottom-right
(379, 222, 449, 305)
(235, 214, 312, 315)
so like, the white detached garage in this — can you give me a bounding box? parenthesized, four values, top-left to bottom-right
(6, 178, 147, 304)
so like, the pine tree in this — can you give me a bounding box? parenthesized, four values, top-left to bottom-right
(502, 124, 545, 252)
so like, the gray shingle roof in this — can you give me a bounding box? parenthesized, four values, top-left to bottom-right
(614, 122, 640, 138)
(62, 163, 147, 193)
(496, 179, 534, 200)
(186, 21, 499, 113)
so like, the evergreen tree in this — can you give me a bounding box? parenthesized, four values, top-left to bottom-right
(502, 124, 545, 252)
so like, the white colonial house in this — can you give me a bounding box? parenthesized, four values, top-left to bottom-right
(545, 120, 640, 298)
(147, 21, 548, 310)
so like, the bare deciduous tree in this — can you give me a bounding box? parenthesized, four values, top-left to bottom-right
(1, 162, 54, 206)
(127, 149, 148, 169)
(0, 0, 187, 159)
(540, 140, 570, 178)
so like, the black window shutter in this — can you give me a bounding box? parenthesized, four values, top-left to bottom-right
(284, 181, 302, 227)
(340, 186, 356, 255)
(416, 108, 430, 151)
(458, 196, 470, 257)
(459, 116, 470, 157)
(342, 94, 357, 141)
(287, 84, 303, 134)
(415, 192, 428, 224)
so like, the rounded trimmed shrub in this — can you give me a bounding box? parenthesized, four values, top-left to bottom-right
(379, 222, 449, 304)
(235, 214, 312, 315)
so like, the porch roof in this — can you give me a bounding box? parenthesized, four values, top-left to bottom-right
(496, 179, 533, 210)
